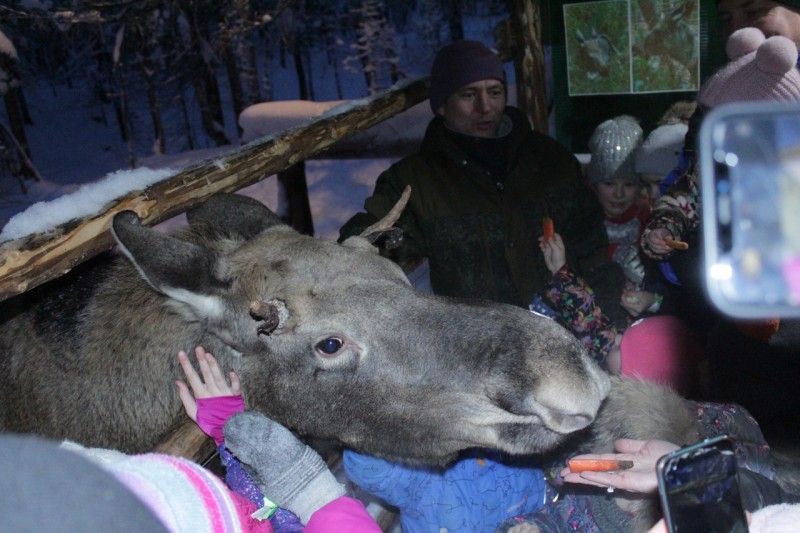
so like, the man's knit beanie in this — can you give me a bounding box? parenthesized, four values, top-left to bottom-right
(587, 115, 644, 184)
(698, 27, 800, 108)
(429, 40, 506, 113)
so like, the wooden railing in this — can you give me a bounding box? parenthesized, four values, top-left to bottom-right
(0, 78, 429, 303)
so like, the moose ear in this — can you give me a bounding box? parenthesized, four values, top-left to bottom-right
(186, 193, 285, 240)
(112, 211, 228, 302)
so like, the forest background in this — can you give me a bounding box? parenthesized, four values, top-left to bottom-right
(0, 0, 510, 233)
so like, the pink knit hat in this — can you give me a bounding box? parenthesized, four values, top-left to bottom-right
(698, 27, 800, 108)
(61, 442, 273, 533)
(620, 316, 703, 395)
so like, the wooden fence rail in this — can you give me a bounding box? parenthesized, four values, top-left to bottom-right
(0, 78, 429, 303)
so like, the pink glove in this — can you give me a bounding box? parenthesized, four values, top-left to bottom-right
(196, 394, 245, 445)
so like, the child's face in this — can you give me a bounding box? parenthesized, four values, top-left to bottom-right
(594, 178, 640, 217)
(639, 172, 664, 200)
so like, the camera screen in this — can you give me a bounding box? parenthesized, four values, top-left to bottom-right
(661, 446, 748, 533)
(701, 102, 800, 317)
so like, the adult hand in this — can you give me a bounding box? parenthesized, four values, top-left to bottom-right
(539, 233, 567, 275)
(176, 346, 241, 423)
(560, 439, 680, 494)
(643, 228, 675, 258)
(621, 289, 658, 317)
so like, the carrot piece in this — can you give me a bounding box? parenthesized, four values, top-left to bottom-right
(543, 216, 555, 241)
(664, 238, 689, 250)
(568, 459, 634, 473)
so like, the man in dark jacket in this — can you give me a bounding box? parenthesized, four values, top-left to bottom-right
(339, 40, 624, 321)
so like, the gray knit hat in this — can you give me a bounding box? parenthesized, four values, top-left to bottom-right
(634, 123, 688, 176)
(587, 115, 644, 184)
(429, 40, 507, 113)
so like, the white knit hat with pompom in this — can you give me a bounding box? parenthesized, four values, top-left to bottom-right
(698, 27, 800, 108)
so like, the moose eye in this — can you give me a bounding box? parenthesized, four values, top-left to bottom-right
(315, 337, 344, 356)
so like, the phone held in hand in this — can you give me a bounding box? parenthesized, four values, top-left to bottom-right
(656, 436, 749, 533)
(700, 101, 800, 318)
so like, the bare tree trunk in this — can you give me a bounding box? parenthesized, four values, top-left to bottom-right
(446, 0, 464, 40)
(3, 88, 30, 161)
(114, 66, 137, 168)
(141, 66, 166, 154)
(190, 69, 228, 147)
(277, 162, 314, 236)
(245, 33, 263, 104)
(325, 36, 343, 100)
(177, 91, 195, 150)
(221, 37, 245, 137)
(293, 45, 308, 100)
(17, 90, 32, 125)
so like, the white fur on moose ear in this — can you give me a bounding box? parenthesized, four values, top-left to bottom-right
(163, 288, 226, 321)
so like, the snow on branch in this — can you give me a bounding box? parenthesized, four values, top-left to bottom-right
(0, 77, 429, 302)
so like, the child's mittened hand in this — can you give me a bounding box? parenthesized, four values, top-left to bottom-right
(223, 412, 345, 524)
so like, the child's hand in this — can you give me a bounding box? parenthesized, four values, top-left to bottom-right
(621, 289, 657, 317)
(177, 346, 241, 422)
(538, 232, 567, 275)
(643, 228, 675, 258)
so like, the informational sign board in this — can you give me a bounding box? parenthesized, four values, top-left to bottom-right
(563, 0, 700, 96)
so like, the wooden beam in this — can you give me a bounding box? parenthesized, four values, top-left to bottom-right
(504, 0, 549, 134)
(0, 78, 429, 302)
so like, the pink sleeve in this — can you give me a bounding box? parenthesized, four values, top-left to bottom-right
(304, 496, 382, 533)
(195, 395, 245, 445)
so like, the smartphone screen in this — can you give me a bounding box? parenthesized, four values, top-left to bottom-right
(657, 436, 749, 533)
(700, 101, 800, 318)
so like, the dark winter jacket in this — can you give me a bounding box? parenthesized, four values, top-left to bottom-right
(339, 106, 624, 318)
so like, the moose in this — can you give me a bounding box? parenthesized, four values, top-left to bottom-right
(0, 192, 628, 462)
(2, 192, 748, 531)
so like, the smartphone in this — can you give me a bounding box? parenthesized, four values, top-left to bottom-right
(656, 436, 749, 533)
(700, 101, 800, 318)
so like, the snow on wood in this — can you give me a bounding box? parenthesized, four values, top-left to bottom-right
(0, 77, 429, 302)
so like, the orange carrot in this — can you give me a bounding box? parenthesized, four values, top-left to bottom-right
(664, 238, 689, 250)
(543, 216, 555, 241)
(568, 459, 634, 473)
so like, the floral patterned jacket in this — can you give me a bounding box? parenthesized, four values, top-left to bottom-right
(640, 162, 701, 260)
(535, 264, 619, 371)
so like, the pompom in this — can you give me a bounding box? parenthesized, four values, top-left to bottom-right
(726, 27, 765, 59)
(756, 36, 799, 75)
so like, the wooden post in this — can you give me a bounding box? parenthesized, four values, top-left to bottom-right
(501, 0, 549, 134)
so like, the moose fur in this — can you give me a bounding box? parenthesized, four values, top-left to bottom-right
(0, 193, 719, 531)
(0, 193, 615, 462)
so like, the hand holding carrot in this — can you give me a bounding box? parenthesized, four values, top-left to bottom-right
(539, 232, 566, 275)
(643, 228, 678, 258)
(560, 438, 680, 494)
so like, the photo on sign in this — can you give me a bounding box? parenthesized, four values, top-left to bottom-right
(564, 0, 699, 96)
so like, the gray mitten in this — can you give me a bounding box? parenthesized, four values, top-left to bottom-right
(223, 412, 345, 523)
